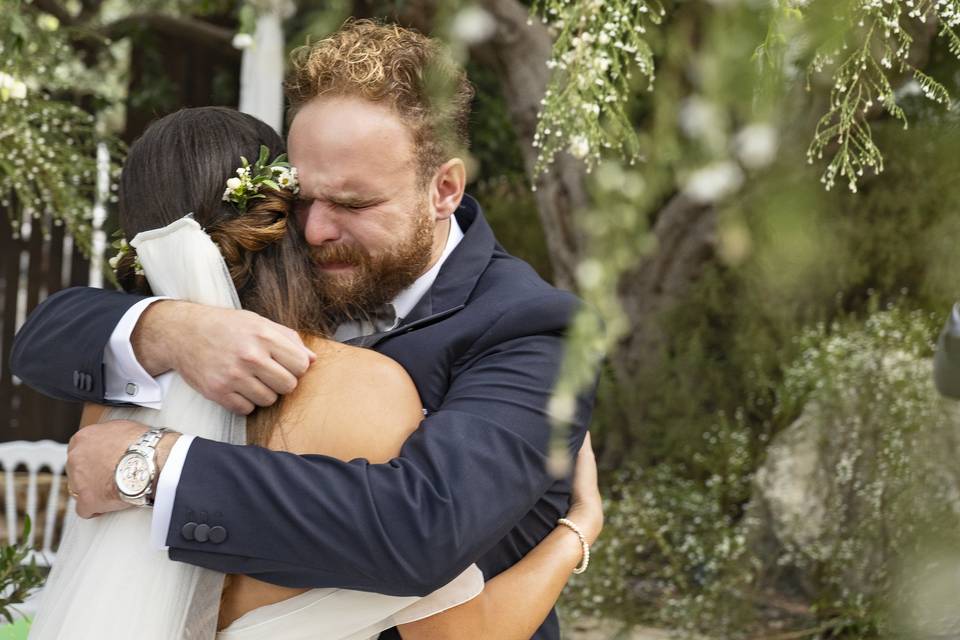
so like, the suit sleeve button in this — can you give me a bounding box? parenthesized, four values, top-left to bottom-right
(208, 526, 227, 544)
(194, 523, 210, 543)
(181, 522, 197, 541)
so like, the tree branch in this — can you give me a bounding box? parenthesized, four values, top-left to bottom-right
(611, 191, 716, 392)
(78, 0, 106, 23)
(101, 13, 238, 55)
(29, 0, 75, 26)
(472, 0, 588, 290)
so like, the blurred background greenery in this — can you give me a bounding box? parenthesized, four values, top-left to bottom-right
(4, 0, 960, 637)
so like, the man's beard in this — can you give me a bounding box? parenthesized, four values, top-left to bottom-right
(309, 203, 434, 324)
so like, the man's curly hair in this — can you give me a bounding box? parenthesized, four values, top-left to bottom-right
(286, 19, 475, 183)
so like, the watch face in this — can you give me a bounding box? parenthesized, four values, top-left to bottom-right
(116, 452, 151, 496)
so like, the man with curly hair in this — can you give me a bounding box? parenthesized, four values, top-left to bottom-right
(12, 20, 595, 639)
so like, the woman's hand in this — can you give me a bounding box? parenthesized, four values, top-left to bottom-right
(566, 432, 603, 545)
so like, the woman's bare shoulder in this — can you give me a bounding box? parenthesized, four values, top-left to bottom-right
(270, 336, 423, 462)
(300, 337, 415, 395)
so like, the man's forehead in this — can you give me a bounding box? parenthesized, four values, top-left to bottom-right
(303, 174, 382, 197)
(288, 96, 413, 148)
(286, 96, 422, 198)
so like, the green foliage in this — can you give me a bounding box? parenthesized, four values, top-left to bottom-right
(465, 58, 555, 277)
(530, 0, 661, 175)
(284, 0, 352, 56)
(465, 59, 528, 183)
(558, 99, 960, 631)
(0, 517, 47, 625)
(0, 0, 124, 253)
(561, 419, 757, 633)
(472, 176, 553, 280)
(615, 102, 960, 466)
(565, 305, 959, 637)
(0, 92, 109, 253)
(546, 161, 655, 467)
(793, 0, 960, 192)
(530, 0, 960, 195)
(765, 306, 957, 636)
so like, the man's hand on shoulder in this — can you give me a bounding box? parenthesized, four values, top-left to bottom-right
(132, 300, 317, 414)
(67, 420, 179, 519)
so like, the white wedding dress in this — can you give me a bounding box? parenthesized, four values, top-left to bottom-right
(29, 216, 483, 639)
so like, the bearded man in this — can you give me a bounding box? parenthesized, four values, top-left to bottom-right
(11, 20, 596, 639)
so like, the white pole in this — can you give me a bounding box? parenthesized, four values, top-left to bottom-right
(238, 4, 288, 133)
(88, 142, 110, 289)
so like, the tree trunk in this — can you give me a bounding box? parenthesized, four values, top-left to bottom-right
(472, 0, 588, 292)
(473, 0, 718, 452)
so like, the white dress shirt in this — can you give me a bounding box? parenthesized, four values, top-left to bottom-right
(103, 216, 464, 549)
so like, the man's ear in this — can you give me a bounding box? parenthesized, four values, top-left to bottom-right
(430, 158, 466, 221)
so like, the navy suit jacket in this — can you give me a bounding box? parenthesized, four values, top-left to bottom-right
(11, 195, 596, 639)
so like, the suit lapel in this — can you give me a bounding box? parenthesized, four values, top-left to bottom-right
(345, 303, 466, 349)
(345, 195, 495, 350)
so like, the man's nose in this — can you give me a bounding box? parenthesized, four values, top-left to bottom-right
(302, 201, 341, 245)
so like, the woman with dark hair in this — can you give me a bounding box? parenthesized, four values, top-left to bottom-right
(29, 107, 601, 639)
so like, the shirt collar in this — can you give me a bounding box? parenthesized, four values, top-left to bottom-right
(390, 213, 463, 322)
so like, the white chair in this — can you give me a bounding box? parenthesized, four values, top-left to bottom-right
(0, 440, 74, 619)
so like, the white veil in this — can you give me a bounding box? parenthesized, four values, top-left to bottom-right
(29, 217, 246, 639)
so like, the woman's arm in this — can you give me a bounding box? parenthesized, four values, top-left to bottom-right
(80, 403, 108, 427)
(397, 433, 603, 640)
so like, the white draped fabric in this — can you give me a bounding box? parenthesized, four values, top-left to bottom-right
(217, 565, 484, 640)
(29, 216, 484, 638)
(29, 216, 246, 639)
(238, 8, 286, 133)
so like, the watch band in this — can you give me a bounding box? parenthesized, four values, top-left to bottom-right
(132, 427, 167, 452)
(136, 428, 167, 506)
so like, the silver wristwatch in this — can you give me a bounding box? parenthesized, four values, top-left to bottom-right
(115, 427, 167, 506)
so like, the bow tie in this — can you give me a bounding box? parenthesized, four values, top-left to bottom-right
(366, 303, 400, 334)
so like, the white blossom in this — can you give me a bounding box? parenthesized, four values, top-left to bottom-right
(0, 72, 27, 102)
(37, 14, 60, 31)
(684, 162, 744, 203)
(232, 33, 254, 50)
(735, 123, 779, 169)
(450, 6, 497, 45)
(569, 135, 590, 159)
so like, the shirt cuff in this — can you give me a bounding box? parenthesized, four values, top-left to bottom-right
(103, 297, 171, 409)
(150, 434, 196, 550)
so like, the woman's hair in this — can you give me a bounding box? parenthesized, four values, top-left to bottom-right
(116, 107, 326, 444)
(116, 107, 324, 333)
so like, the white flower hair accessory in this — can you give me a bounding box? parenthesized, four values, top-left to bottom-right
(222, 145, 300, 212)
(109, 235, 144, 276)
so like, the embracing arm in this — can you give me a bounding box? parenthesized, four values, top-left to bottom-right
(11, 287, 314, 413)
(10, 287, 145, 403)
(397, 434, 603, 640)
(165, 295, 596, 594)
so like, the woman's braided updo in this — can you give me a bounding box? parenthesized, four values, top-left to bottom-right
(115, 107, 326, 336)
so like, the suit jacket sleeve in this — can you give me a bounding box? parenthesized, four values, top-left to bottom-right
(166, 293, 596, 595)
(10, 287, 147, 403)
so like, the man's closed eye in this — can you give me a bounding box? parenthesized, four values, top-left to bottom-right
(334, 201, 378, 211)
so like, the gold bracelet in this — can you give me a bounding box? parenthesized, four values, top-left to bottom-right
(557, 517, 590, 574)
